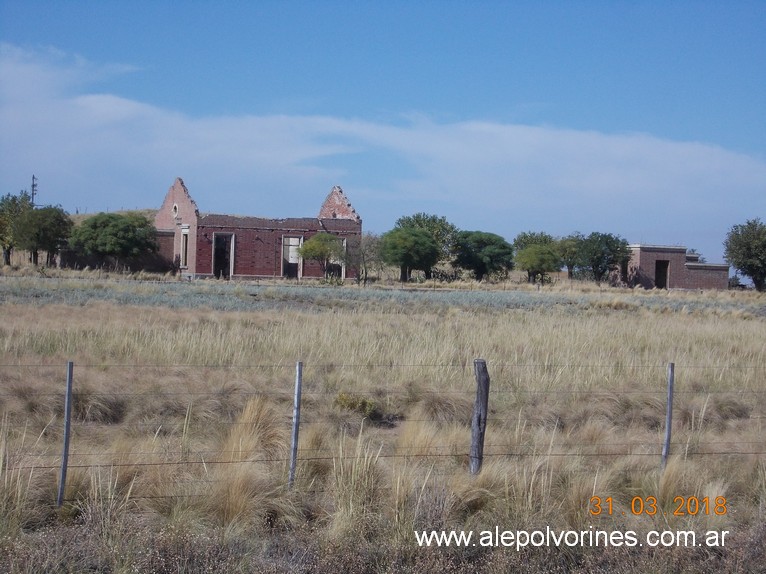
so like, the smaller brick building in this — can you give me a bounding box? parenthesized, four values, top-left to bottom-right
(155, 178, 362, 280)
(627, 244, 729, 290)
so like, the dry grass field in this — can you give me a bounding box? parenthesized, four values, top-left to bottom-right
(0, 272, 764, 573)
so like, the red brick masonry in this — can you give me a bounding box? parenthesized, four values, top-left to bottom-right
(627, 245, 729, 290)
(154, 179, 362, 280)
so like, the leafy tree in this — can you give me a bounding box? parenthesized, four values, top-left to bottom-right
(0, 190, 34, 266)
(515, 243, 561, 283)
(724, 218, 766, 291)
(351, 232, 383, 286)
(557, 232, 584, 279)
(512, 231, 555, 252)
(395, 213, 459, 268)
(380, 227, 440, 282)
(16, 206, 73, 266)
(512, 231, 556, 282)
(69, 212, 157, 267)
(297, 232, 345, 278)
(579, 232, 630, 284)
(452, 230, 514, 281)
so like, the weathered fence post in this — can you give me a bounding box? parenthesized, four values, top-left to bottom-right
(288, 361, 303, 489)
(57, 361, 74, 507)
(661, 362, 675, 470)
(470, 359, 490, 475)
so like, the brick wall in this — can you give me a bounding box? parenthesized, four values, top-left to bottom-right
(629, 245, 729, 290)
(684, 264, 730, 290)
(154, 178, 199, 274)
(194, 217, 361, 279)
(628, 246, 688, 288)
(155, 179, 362, 279)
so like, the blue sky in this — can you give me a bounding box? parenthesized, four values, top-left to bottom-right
(1, 1, 765, 264)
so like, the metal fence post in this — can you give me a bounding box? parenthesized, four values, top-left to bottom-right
(57, 361, 74, 507)
(288, 361, 303, 488)
(470, 359, 490, 475)
(661, 362, 675, 470)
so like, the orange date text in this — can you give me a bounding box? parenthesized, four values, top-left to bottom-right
(588, 496, 728, 517)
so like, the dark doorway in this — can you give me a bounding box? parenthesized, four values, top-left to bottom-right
(655, 260, 669, 289)
(213, 234, 232, 279)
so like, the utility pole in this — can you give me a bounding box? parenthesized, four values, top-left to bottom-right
(31, 175, 38, 206)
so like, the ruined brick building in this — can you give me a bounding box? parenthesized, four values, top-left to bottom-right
(626, 244, 729, 290)
(154, 178, 362, 280)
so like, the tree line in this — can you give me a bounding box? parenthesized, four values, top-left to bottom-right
(302, 211, 766, 291)
(0, 190, 157, 269)
(368, 214, 633, 284)
(3, 188, 766, 291)
(301, 214, 644, 285)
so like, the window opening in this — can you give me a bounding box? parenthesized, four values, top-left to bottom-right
(180, 226, 189, 268)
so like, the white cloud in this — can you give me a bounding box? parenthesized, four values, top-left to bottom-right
(2, 44, 765, 263)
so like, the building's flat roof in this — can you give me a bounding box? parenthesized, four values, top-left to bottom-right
(628, 244, 687, 252)
(685, 262, 730, 270)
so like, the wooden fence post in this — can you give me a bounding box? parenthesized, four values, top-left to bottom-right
(288, 361, 303, 489)
(470, 359, 490, 475)
(661, 362, 675, 470)
(57, 361, 74, 507)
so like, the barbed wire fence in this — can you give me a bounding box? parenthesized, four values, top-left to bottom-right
(0, 360, 764, 506)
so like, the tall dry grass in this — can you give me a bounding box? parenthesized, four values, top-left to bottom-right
(0, 278, 764, 572)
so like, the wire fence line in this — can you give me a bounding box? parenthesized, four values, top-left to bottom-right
(1, 361, 764, 389)
(1, 360, 764, 505)
(0, 361, 762, 370)
(10, 446, 766, 471)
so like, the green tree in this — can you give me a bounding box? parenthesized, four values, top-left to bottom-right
(515, 243, 561, 284)
(380, 227, 440, 282)
(16, 206, 73, 266)
(452, 230, 514, 281)
(0, 190, 34, 266)
(297, 232, 345, 278)
(350, 232, 382, 286)
(556, 232, 584, 280)
(69, 212, 158, 267)
(512, 231, 556, 282)
(512, 231, 555, 252)
(395, 213, 459, 269)
(579, 232, 630, 284)
(724, 218, 766, 291)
